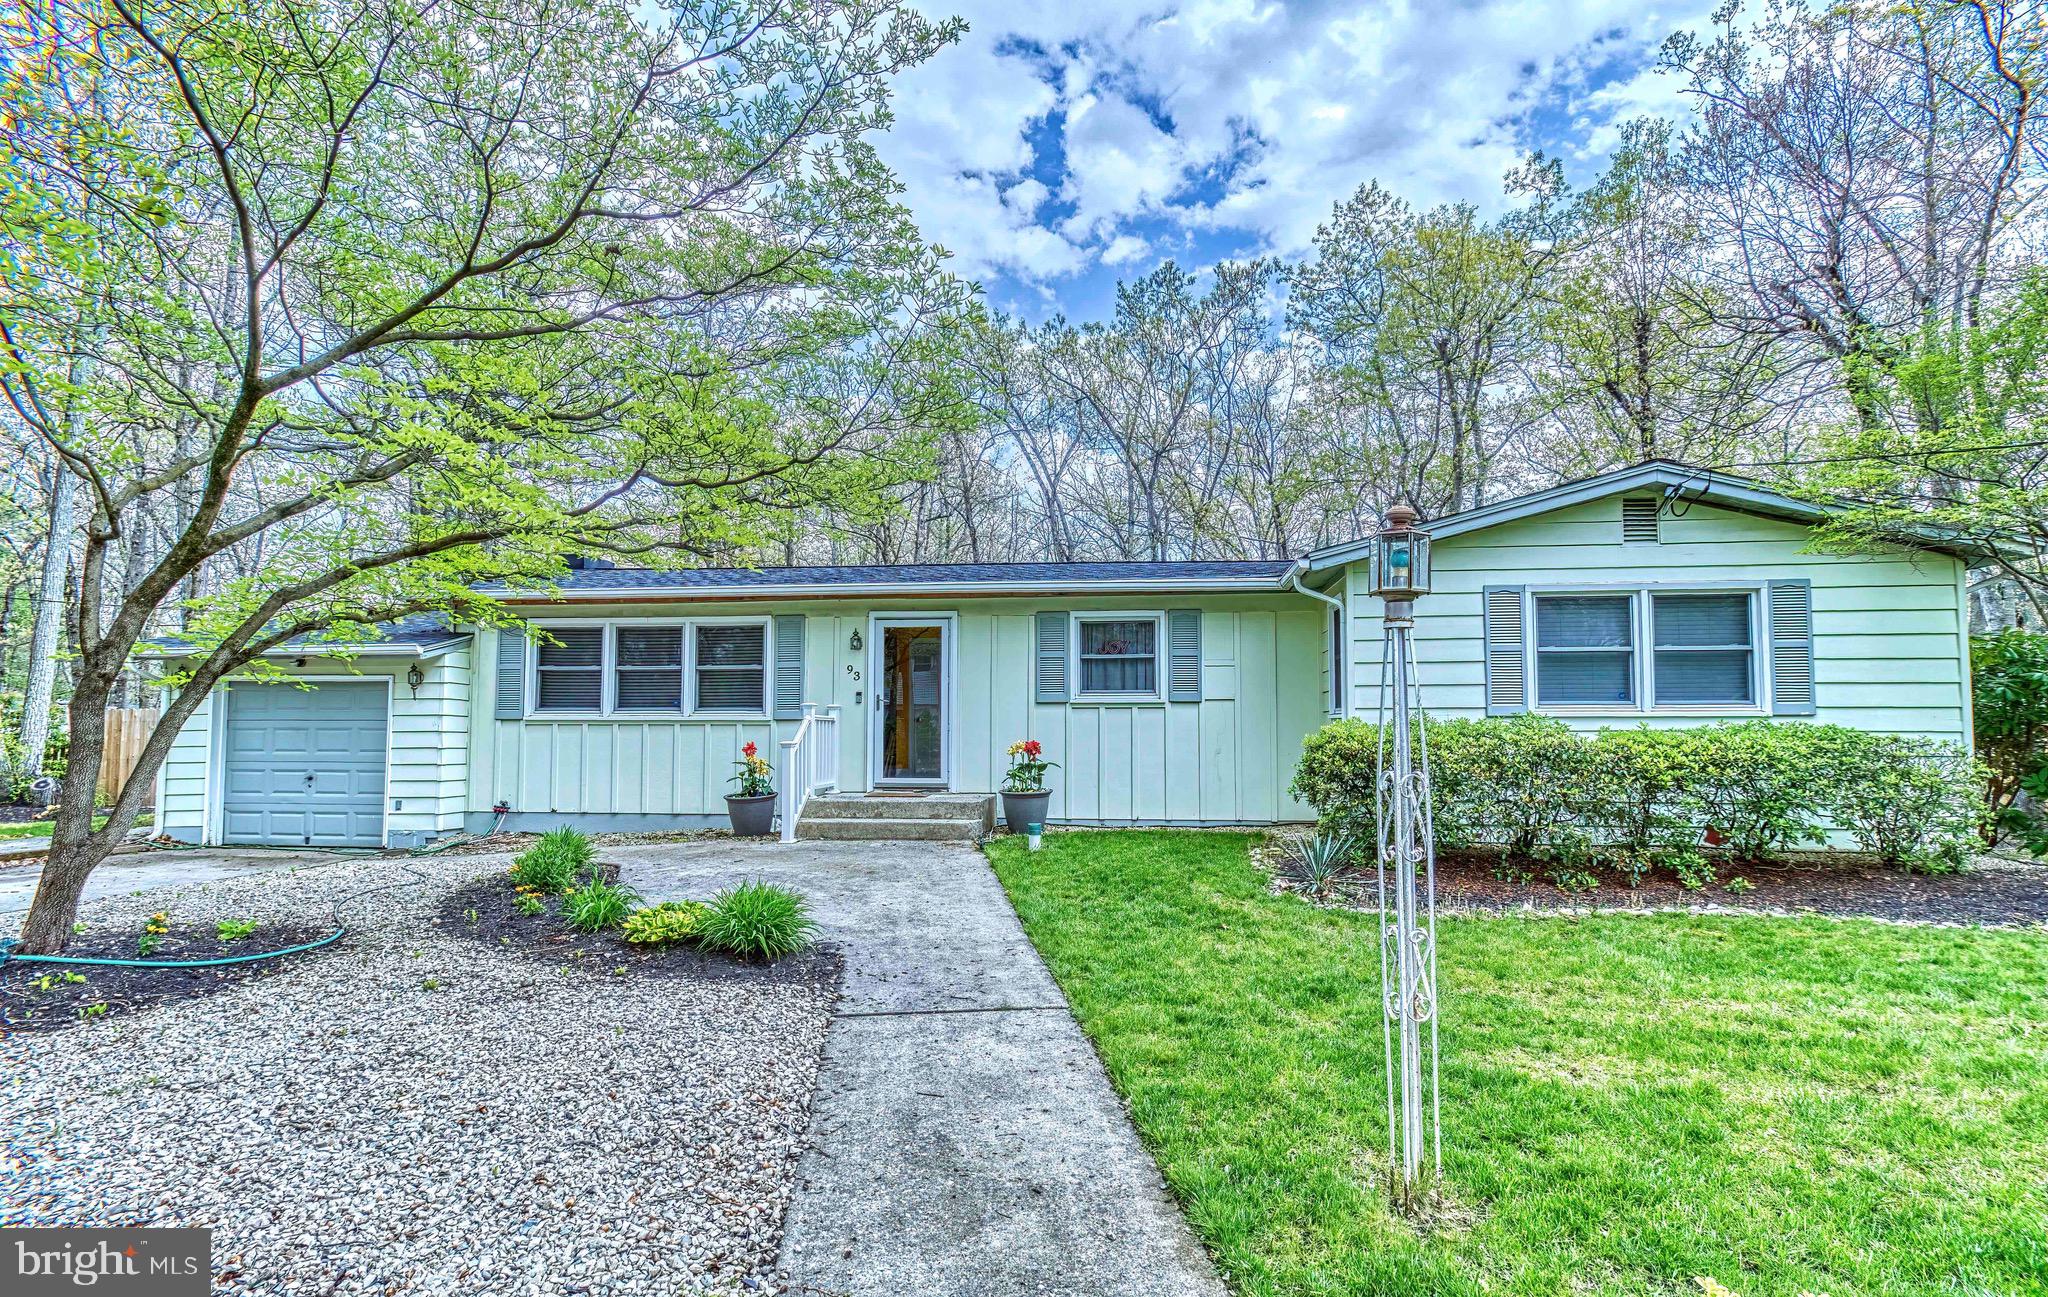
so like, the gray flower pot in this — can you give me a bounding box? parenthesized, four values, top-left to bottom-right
(1001, 790, 1052, 835)
(726, 793, 777, 838)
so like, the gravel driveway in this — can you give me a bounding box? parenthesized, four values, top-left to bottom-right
(2, 853, 839, 1296)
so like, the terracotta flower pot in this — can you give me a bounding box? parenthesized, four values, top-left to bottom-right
(726, 793, 777, 838)
(1001, 789, 1052, 835)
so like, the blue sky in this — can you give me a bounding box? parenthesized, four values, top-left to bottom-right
(874, 0, 1712, 322)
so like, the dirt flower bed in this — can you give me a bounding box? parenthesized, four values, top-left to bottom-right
(437, 866, 839, 987)
(1, 918, 333, 1034)
(1259, 838, 2048, 927)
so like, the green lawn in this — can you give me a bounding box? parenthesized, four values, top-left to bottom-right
(0, 811, 152, 841)
(986, 831, 2048, 1297)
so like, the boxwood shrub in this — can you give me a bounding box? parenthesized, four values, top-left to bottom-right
(1291, 716, 1985, 876)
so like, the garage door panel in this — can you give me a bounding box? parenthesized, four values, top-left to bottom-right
(222, 683, 386, 848)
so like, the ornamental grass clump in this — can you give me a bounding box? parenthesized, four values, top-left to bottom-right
(509, 826, 594, 894)
(563, 876, 640, 933)
(697, 881, 818, 961)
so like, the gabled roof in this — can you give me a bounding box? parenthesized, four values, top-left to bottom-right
(485, 560, 1299, 601)
(140, 613, 471, 659)
(1302, 460, 1988, 572)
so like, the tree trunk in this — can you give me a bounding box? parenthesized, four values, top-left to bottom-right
(17, 463, 76, 783)
(14, 674, 113, 952)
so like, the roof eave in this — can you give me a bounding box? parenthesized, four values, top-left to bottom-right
(490, 575, 1297, 602)
(137, 638, 470, 661)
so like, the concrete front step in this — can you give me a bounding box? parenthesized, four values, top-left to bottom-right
(795, 816, 986, 843)
(803, 794, 994, 823)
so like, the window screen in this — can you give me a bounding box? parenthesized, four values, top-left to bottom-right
(1534, 595, 1635, 705)
(614, 626, 684, 711)
(1652, 592, 1754, 704)
(534, 627, 604, 711)
(1077, 618, 1158, 696)
(694, 624, 766, 712)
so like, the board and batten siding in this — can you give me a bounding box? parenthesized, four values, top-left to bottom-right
(1340, 497, 1972, 742)
(472, 594, 1324, 825)
(155, 651, 473, 845)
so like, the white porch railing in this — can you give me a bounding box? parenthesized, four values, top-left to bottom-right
(778, 704, 841, 843)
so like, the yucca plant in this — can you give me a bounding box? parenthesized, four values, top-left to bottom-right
(1287, 831, 1355, 898)
(696, 881, 818, 961)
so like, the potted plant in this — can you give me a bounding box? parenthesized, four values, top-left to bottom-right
(1000, 739, 1057, 835)
(725, 741, 777, 837)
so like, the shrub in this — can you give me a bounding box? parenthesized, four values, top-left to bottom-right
(1291, 714, 1977, 876)
(563, 876, 639, 933)
(622, 900, 712, 945)
(1827, 734, 1984, 872)
(509, 826, 594, 894)
(696, 881, 818, 961)
(1671, 721, 1838, 863)
(1429, 715, 1600, 867)
(1972, 630, 2048, 854)
(1290, 718, 1387, 845)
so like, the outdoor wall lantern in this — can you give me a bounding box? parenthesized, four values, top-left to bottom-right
(849, 628, 863, 652)
(1369, 502, 1432, 605)
(406, 663, 426, 697)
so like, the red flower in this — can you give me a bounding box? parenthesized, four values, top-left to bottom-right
(741, 741, 757, 758)
(1022, 740, 1042, 759)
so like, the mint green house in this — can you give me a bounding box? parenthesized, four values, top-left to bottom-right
(151, 463, 1980, 847)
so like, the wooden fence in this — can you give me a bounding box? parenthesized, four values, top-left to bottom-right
(96, 707, 160, 808)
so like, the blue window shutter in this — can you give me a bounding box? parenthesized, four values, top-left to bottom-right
(1768, 580, 1816, 715)
(494, 625, 527, 719)
(1483, 586, 1527, 715)
(773, 615, 805, 720)
(1035, 611, 1070, 703)
(1167, 609, 1202, 702)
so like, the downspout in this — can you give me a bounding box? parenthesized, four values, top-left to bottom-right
(1287, 562, 1352, 720)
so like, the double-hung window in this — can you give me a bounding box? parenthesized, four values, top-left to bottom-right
(534, 627, 605, 711)
(1530, 587, 1760, 711)
(1534, 595, 1636, 706)
(614, 626, 685, 711)
(1075, 615, 1161, 699)
(1650, 592, 1755, 706)
(693, 623, 767, 713)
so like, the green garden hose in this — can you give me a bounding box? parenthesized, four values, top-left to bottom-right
(1, 859, 434, 970)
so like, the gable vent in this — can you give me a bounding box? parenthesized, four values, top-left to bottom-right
(1621, 496, 1662, 544)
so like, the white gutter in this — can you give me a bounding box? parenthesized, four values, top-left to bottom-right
(1288, 563, 1353, 720)
(136, 640, 466, 660)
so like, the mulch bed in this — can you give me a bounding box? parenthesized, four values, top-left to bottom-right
(436, 866, 839, 988)
(1, 921, 335, 1036)
(1266, 844, 2048, 927)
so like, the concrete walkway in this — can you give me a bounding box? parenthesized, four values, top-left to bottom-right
(617, 839, 1227, 1297)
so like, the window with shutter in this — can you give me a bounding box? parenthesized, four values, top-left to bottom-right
(534, 627, 604, 712)
(1075, 614, 1163, 699)
(614, 626, 684, 711)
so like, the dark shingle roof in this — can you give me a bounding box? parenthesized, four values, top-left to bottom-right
(142, 612, 471, 657)
(500, 560, 1298, 594)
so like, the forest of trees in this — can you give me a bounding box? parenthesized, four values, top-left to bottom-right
(768, 2, 2046, 605)
(3, 0, 2045, 787)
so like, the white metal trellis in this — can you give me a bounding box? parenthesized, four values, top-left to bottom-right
(1374, 598, 1441, 1209)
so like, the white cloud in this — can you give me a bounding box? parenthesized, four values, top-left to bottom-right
(878, 0, 1718, 295)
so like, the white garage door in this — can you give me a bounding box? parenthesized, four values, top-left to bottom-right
(221, 683, 388, 847)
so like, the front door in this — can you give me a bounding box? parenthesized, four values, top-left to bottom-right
(874, 622, 946, 785)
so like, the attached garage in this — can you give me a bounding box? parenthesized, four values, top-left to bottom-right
(220, 682, 389, 847)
